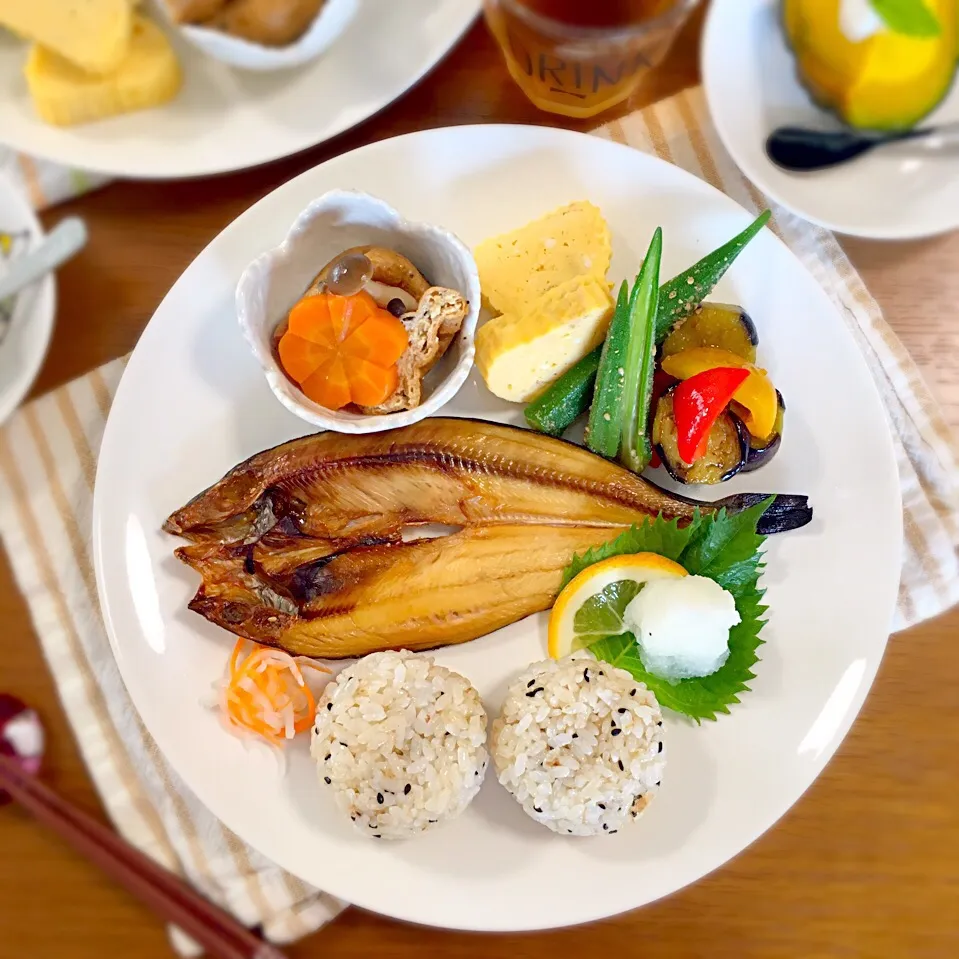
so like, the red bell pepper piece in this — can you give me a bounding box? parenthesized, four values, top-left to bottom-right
(672, 366, 750, 464)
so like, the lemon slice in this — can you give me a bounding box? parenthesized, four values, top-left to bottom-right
(548, 553, 687, 660)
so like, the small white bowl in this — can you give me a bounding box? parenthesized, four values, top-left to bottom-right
(176, 0, 358, 72)
(236, 189, 481, 434)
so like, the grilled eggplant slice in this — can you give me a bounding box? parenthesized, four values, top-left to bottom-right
(660, 303, 759, 363)
(652, 389, 748, 485)
(740, 390, 786, 473)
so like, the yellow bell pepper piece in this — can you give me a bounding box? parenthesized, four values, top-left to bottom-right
(660, 346, 778, 440)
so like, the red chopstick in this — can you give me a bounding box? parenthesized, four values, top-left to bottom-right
(0, 754, 286, 959)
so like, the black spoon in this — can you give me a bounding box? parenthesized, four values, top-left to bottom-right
(765, 123, 959, 172)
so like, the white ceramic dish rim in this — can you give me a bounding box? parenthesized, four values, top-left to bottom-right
(0, 172, 56, 427)
(236, 189, 481, 433)
(701, 0, 959, 240)
(176, 0, 358, 71)
(0, 2, 480, 180)
(92, 124, 902, 931)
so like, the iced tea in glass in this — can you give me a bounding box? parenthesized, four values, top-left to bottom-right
(483, 0, 698, 119)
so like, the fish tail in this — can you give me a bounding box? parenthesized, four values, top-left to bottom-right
(714, 492, 813, 535)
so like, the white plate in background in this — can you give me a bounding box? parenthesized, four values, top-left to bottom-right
(0, 172, 55, 426)
(0, 2, 479, 180)
(702, 0, 959, 239)
(93, 125, 901, 930)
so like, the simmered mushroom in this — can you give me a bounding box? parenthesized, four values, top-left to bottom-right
(312, 246, 431, 310)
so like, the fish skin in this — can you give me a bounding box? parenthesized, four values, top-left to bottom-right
(164, 418, 724, 545)
(178, 524, 628, 658)
(166, 419, 811, 657)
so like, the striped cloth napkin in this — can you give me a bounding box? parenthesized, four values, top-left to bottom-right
(1, 85, 958, 951)
(0, 148, 110, 211)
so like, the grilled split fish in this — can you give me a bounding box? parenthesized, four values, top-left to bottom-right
(165, 417, 811, 544)
(176, 524, 630, 658)
(166, 418, 811, 658)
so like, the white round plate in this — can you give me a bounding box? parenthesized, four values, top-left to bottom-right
(93, 125, 901, 931)
(0, 172, 55, 426)
(702, 0, 959, 239)
(0, 2, 479, 179)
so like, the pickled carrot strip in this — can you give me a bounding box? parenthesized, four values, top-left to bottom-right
(219, 640, 330, 745)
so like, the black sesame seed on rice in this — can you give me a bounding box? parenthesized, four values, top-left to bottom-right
(324, 753, 331, 761)
(324, 777, 331, 784)
(598, 803, 606, 810)
(611, 728, 622, 736)
(658, 741, 664, 753)
(617, 708, 628, 714)
(657, 720, 663, 726)
(583, 668, 590, 682)
(572, 732, 578, 739)
(404, 783, 412, 795)
(630, 689, 637, 697)
(618, 760, 625, 771)
(609, 830, 618, 835)
(533, 806, 543, 813)
(603, 823, 609, 831)
(377, 792, 384, 804)
(327, 702, 332, 710)
(527, 679, 536, 688)
(655, 781, 661, 787)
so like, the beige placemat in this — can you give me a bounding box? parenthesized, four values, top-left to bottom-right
(1, 86, 958, 952)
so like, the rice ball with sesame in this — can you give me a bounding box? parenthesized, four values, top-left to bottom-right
(491, 652, 665, 837)
(310, 651, 488, 840)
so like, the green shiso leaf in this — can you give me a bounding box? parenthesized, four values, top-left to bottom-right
(563, 502, 772, 722)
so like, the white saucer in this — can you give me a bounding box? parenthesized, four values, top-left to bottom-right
(0, 172, 55, 426)
(702, 0, 959, 239)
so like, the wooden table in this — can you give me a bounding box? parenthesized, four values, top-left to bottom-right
(3, 10, 959, 959)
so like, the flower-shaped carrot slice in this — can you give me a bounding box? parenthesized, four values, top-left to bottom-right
(277, 290, 409, 410)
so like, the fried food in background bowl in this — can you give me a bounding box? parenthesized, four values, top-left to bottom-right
(162, 0, 358, 71)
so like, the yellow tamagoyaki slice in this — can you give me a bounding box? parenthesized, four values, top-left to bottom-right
(0, 0, 132, 75)
(474, 201, 612, 316)
(24, 16, 181, 128)
(475, 274, 615, 403)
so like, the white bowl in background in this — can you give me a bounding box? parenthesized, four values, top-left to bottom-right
(236, 189, 481, 433)
(175, 0, 358, 72)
